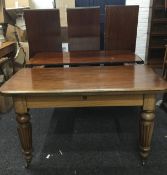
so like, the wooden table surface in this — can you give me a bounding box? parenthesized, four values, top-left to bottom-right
(26, 50, 144, 67)
(1, 65, 166, 95)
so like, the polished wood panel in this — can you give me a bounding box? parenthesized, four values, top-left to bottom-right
(1, 65, 167, 95)
(105, 5, 139, 51)
(26, 51, 144, 67)
(24, 9, 62, 57)
(67, 7, 100, 51)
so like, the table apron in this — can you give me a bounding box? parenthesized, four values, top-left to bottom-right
(25, 94, 144, 108)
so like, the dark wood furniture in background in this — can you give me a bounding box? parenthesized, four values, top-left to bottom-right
(104, 5, 139, 52)
(26, 50, 144, 67)
(165, 0, 167, 10)
(147, 0, 167, 67)
(24, 9, 62, 58)
(0, 41, 16, 78)
(75, 0, 126, 49)
(0, 41, 16, 113)
(1, 65, 167, 167)
(0, 41, 16, 59)
(67, 7, 100, 51)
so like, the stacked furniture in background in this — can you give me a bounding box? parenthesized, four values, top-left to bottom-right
(147, 0, 167, 67)
(67, 7, 100, 51)
(24, 6, 142, 67)
(75, 0, 126, 49)
(104, 5, 139, 52)
(0, 41, 16, 113)
(24, 9, 62, 57)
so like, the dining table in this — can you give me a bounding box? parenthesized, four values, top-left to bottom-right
(0, 64, 167, 167)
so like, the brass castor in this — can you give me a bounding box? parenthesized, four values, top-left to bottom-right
(141, 160, 146, 166)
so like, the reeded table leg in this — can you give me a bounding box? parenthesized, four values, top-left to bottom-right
(139, 94, 156, 164)
(14, 97, 32, 168)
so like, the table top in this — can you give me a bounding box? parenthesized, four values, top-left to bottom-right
(26, 50, 144, 66)
(1, 65, 167, 95)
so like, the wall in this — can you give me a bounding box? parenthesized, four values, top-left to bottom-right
(5, 0, 29, 8)
(0, 0, 5, 22)
(29, 0, 53, 9)
(56, 0, 75, 27)
(126, 0, 152, 62)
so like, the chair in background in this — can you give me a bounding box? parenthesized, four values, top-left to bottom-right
(67, 7, 100, 51)
(24, 9, 62, 58)
(104, 5, 139, 52)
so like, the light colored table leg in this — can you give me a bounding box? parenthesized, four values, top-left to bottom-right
(139, 94, 156, 164)
(14, 96, 32, 168)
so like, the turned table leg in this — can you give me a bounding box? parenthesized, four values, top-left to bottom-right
(139, 94, 156, 165)
(14, 97, 32, 168)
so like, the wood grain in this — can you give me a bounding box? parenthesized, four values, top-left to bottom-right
(105, 5, 139, 51)
(24, 9, 62, 57)
(26, 94, 143, 108)
(26, 50, 143, 66)
(67, 7, 100, 51)
(1, 65, 167, 95)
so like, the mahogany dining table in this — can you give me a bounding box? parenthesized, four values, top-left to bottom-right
(0, 65, 167, 168)
(26, 50, 144, 67)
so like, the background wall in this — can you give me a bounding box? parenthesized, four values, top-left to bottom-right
(0, 0, 5, 22)
(126, 0, 152, 62)
(5, 0, 29, 8)
(56, 0, 75, 27)
(29, 0, 53, 9)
